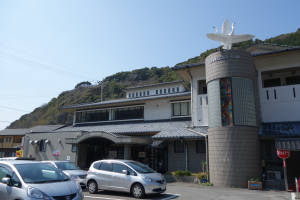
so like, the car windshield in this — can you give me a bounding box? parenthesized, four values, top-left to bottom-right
(55, 162, 79, 170)
(125, 161, 155, 174)
(14, 163, 69, 184)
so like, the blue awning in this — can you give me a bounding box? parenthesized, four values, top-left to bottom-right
(259, 122, 300, 137)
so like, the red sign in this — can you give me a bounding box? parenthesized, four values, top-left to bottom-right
(277, 149, 290, 159)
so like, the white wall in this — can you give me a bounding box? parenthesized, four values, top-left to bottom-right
(260, 84, 300, 122)
(144, 99, 172, 120)
(190, 67, 208, 126)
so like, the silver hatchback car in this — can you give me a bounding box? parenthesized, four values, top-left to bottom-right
(0, 160, 83, 200)
(43, 161, 87, 187)
(86, 160, 166, 199)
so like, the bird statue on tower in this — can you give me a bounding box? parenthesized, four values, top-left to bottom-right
(207, 19, 254, 50)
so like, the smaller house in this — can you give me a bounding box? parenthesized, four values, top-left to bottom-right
(0, 128, 28, 157)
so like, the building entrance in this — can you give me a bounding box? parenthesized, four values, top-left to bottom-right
(77, 137, 124, 169)
(287, 151, 300, 188)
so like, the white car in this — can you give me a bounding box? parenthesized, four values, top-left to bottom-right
(86, 160, 166, 199)
(43, 161, 87, 187)
(0, 160, 83, 200)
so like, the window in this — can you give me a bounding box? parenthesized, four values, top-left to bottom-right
(156, 90, 158, 95)
(93, 162, 101, 170)
(168, 88, 171, 93)
(13, 136, 22, 143)
(71, 144, 77, 152)
(172, 102, 191, 117)
(136, 92, 138, 97)
(39, 139, 46, 152)
(164, 89, 167, 94)
(176, 87, 179, 92)
(6, 137, 11, 143)
(75, 109, 109, 123)
(174, 141, 184, 153)
(112, 163, 135, 175)
(196, 140, 206, 153)
(99, 162, 112, 171)
(128, 93, 131, 98)
(172, 88, 175, 93)
(286, 76, 300, 85)
(132, 93, 135, 98)
(140, 92, 142, 96)
(263, 78, 281, 88)
(112, 106, 144, 120)
(198, 80, 207, 94)
(147, 91, 150, 96)
(11, 173, 22, 187)
(160, 89, 162, 94)
(143, 91, 146, 96)
(0, 166, 11, 181)
(0, 137, 3, 143)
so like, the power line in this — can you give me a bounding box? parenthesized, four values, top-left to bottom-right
(0, 105, 30, 113)
(0, 48, 93, 81)
(0, 121, 10, 123)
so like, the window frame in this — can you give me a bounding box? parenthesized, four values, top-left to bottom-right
(196, 140, 206, 154)
(171, 101, 191, 117)
(99, 162, 112, 172)
(174, 141, 184, 153)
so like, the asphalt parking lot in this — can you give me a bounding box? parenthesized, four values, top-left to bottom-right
(83, 182, 291, 200)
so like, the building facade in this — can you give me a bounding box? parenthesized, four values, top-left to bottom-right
(24, 81, 208, 173)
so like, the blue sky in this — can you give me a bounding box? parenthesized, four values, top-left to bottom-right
(0, 0, 299, 130)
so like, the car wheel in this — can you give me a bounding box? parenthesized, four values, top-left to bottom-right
(131, 183, 145, 199)
(88, 180, 98, 194)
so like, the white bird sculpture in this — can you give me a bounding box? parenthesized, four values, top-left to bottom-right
(207, 19, 254, 50)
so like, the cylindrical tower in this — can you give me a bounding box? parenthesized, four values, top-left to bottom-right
(205, 50, 260, 188)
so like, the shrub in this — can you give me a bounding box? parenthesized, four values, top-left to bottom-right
(172, 170, 192, 177)
(249, 177, 260, 182)
(196, 172, 208, 181)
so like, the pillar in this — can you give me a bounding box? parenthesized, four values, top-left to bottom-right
(124, 144, 132, 160)
(205, 50, 260, 187)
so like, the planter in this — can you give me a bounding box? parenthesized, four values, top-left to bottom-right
(175, 175, 196, 183)
(248, 181, 262, 190)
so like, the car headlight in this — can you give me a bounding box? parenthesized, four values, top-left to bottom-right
(27, 187, 51, 200)
(70, 175, 79, 180)
(144, 177, 153, 183)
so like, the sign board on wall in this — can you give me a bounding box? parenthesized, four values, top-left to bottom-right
(52, 150, 60, 157)
(277, 149, 290, 159)
(66, 156, 70, 161)
(16, 150, 23, 158)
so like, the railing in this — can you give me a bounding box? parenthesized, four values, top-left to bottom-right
(261, 84, 300, 102)
(260, 84, 300, 122)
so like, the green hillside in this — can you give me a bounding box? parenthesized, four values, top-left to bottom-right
(8, 28, 300, 129)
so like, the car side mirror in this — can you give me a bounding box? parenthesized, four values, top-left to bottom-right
(122, 170, 129, 175)
(2, 177, 12, 186)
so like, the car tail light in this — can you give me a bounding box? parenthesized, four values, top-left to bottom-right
(88, 170, 90, 174)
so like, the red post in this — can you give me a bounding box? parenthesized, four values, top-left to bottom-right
(283, 159, 288, 191)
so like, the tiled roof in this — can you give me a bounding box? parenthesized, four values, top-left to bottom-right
(62, 92, 191, 110)
(0, 128, 29, 136)
(29, 125, 65, 133)
(174, 46, 300, 71)
(259, 122, 300, 137)
(55, 121, 207, 139)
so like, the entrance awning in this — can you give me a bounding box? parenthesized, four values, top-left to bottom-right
(275, 138, 300, 151)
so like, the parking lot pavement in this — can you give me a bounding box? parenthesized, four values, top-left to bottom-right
(83, 190, 179, 200)
(83, 182, 291, 200)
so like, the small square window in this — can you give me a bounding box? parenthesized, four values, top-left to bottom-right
(140, 92, 142, 96)
(147, 91, 150, 96)
(160, 89, 162, 94)
(156, 90, 158, 95)
(39, 139, 47, 152)
(168, 88, 171, 93)
(136, 92, 138, 97)
(128, 93, 131, 98)
(172, 88, 175, 93)
(176, 87, 179, 92)
(143, 91, 146, 96)
(164, 89, 167, 94)
(71, 144, 77, 152)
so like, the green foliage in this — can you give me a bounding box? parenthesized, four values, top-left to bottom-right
(249, 177, 261, 182)
(172, 170, 192, 177)
(200, 182, 213, 186)
(196, 172, 208, 180)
